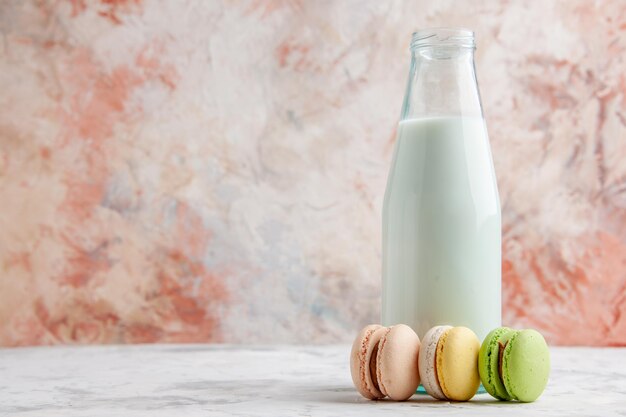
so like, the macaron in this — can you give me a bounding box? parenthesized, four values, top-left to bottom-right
(479, 327, 550, 402)
(376, 324, 421, 401)
(350, 324, 388, 400)
(436, 326, 481, 401)
(350, 324, 421, 401)
(418, 325, 452, 400)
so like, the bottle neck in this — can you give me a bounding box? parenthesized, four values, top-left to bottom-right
(400, 43, 483, 121)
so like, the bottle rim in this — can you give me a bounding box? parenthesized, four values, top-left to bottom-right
(411, 28, 475, 50)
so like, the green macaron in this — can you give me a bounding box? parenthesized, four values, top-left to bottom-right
(479, 328, 550, 402)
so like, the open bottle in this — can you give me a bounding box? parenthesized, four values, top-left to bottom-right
(382, 28, 501, 342)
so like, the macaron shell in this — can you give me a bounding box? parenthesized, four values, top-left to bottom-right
(479, 327, 516, 400)
(376, 324, 421, 401)
(350, 324, 386, 399)
(418, 325, 451, 400)
(502, 329, 550, 402)
(436, 326, 481, 401)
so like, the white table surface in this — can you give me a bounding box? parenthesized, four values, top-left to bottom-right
(1, 344, 625, 416)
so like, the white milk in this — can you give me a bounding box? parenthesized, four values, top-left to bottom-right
(382, 117, 501, 341)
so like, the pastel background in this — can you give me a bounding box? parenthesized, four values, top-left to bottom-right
(0, 0, 625, 347)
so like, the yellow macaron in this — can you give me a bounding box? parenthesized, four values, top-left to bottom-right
(435, 326, 481, 401)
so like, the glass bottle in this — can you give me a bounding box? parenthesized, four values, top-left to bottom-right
(382, 28, 501, 341)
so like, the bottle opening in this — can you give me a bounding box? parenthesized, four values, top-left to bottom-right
(411, 28, 475, 50)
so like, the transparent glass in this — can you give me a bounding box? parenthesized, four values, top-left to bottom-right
(382, 28, 501, 343)
(402, 28, 481, 119)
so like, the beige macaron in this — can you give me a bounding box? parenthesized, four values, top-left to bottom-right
(350, 324, 388, 399)
(376, 324, 421, 401)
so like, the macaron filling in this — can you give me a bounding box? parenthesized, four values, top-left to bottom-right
(433, 347, 442, 393)
(480, 327, 516, 400)
(375, 328, 392, 397)
(369, 341, 380, 392)
(497, 340, 508, 391)
(435, 328, 451, 399)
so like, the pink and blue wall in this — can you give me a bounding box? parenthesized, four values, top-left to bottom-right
(0, 0, 625, 346)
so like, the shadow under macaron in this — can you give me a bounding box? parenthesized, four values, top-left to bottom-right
(313, 388, 531, 406)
